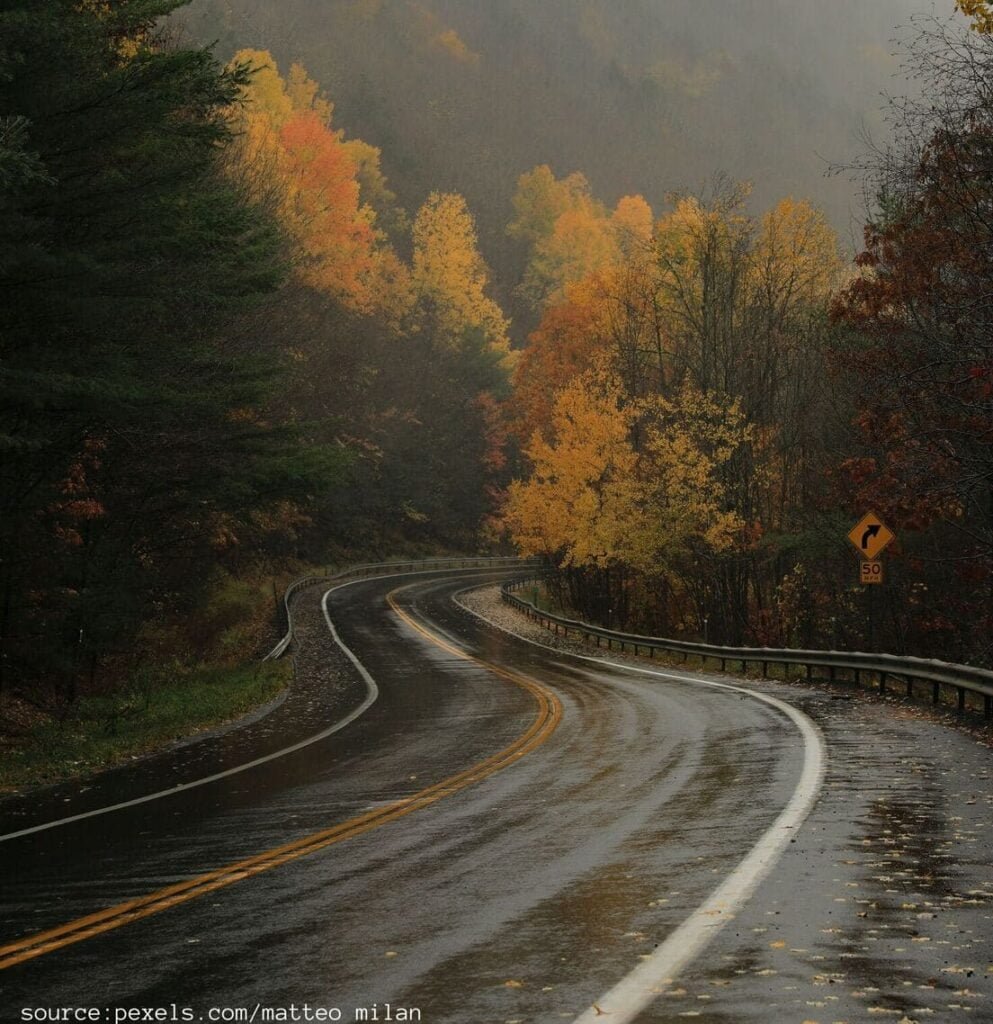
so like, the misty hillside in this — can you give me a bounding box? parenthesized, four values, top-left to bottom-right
(181, 0, 927, 312)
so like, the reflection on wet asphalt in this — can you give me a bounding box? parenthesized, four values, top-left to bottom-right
(663, 695, 993, 1023)
(1, 571, 991, 1024)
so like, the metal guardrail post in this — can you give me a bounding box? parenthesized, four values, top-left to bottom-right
(500, 577, 993, 719)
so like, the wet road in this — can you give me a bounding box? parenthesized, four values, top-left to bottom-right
(1, 569, 991, 1023)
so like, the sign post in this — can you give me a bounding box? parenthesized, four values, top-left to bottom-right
(847, 512, 896, 651)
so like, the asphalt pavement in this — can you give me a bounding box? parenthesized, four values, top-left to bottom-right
(1, 569, 991, 1023)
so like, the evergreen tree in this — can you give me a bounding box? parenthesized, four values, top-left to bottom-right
(0, 1, 331, 696)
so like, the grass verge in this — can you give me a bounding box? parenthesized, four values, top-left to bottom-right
(0, 659, 291, 792)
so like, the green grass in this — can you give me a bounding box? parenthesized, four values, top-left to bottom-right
(0, 659, 291, 792)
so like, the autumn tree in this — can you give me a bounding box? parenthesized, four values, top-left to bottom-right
(505, 367, 638, 569)
(834, 17, 993, 663)
(505, 365, 756, 630)
(222, 56, 513, 551)
(504, 366, 641, 625)
(507, 165, 592, 247)
(507, 281, 605, 444)
(626, 383, 751, 569)
(958, 1, 993, 32)
(508, 164, 654, 310)
(507, 168, 658, 443)
(505, 169, 851, 643)
(226, 49, 411, 320)
(412, 191, 511, 363)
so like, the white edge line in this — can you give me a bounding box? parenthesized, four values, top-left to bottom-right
(0, 569, 481, 843)
(452, 587, 827, 1024)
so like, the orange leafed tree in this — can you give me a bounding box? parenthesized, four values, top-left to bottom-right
(506, 168, 657, 442)
(508, 280, 606, 444)
(611, 194, 654, 254)
(227, 49, 411, 318)
(278, 111, 376, 303)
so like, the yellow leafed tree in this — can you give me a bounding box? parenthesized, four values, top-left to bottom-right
(752, 198, 845, 315)
(958, 1, 993, 32)
(232, 49, 295, 127)
(504, 368, 639, 567)
(611, 194, 654, 257)
(623, 381, 751, 574)
(286, 62, 333, 123)
(412, 192, 512, 363)
(507, 165, 593, 245)
(509, 165, 653, 308)
(505, 367, 752, 573)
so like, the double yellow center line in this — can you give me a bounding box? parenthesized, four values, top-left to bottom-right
(0, 585, 562, 970)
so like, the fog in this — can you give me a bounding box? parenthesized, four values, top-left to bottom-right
(183, 0, 935, 273)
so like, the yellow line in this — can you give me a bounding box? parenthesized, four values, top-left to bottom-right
(0, 585, 563, 971)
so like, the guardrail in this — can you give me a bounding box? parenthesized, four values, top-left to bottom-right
(502, 579, 993, 718)
(264, 557, 542, 661)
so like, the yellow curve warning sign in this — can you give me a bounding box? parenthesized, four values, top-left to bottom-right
(847, 512, 895, 560)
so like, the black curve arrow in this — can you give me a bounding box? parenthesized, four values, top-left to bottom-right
(861, 523, 881, 549)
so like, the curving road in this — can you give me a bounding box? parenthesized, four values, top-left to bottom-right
(1, 569, 991, 1022)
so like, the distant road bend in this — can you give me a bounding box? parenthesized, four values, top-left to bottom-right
(1, 567, 991, 1022)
